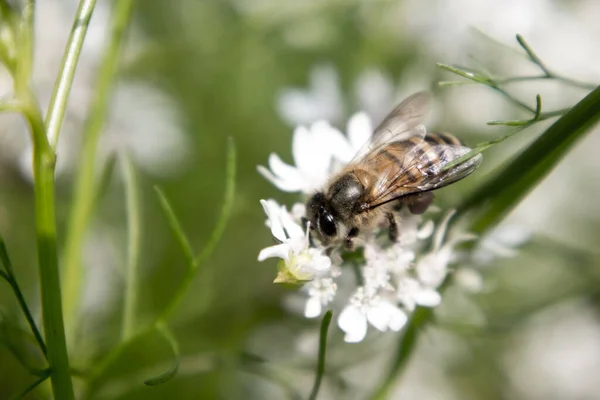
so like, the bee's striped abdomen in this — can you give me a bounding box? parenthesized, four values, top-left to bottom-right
(424, 132, 462, 146)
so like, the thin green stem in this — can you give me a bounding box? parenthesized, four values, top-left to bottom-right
(308, 310, 332, 400)
(158, 138, 236, 323)
(460, 84, 600, 233)
(514, 35, 596, 90)
(1, 272, 48, 358)
(0, 238, 47, 358)
(9, 369, 51, 400)
(45, 0, 98, 149)
(62, 0, 135, 345)
(154, 186, 196, 268)
(143, 322, 180, 386)
(14, 0, 34, 93)
(121, 154, 141, 341)
(515, 34, 550, 76)
(488, 83, 535, 113)
(86, 139, 236, 392)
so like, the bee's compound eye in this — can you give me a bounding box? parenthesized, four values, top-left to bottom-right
(319, 210, 337, 237)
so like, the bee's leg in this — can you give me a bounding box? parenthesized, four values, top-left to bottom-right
(387, 213, 398, 242)
(405, 192, 435, 215)
(345, 227, 359, 250)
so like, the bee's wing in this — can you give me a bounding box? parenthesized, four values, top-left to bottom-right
(349, 91, 431, 163)
(365, 142, 482, 209)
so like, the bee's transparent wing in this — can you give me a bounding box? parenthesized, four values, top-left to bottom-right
(366, 144, 482, 209)
(349, 91, 432, 164)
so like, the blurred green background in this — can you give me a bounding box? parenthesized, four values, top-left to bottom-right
(1, 0, 600, 399)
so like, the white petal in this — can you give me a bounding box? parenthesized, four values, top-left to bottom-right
(290, 203, 307, 222)
(367, 303, 392, 332)
(417, 220, 435, 239)
(417, 250, 450, 287)
(321, 125, 355, 163)
(338, 305, 368, 343)
(257, 165, 304, 192)
(305, 122, 337, 178)
(279, 209, 305, 240)
(347, 112, 373, 151)
(260, 199, 286, 242)
(414, 288, 442, 307)
(267, 153, 303, 183)
(308, 250, 332, 271)
(304, 297, 322, 318)
(454, 268, 483, 293)
(257, 244, 289, 262)
(292, 126, 314, 176)
(386, 305, 408, 331)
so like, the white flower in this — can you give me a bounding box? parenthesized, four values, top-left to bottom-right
(329, 111, 373, 164)
(304, 277, 337, 318)
(338, 287, 408, 343)
(415, 210, 476, 289)
(257, 122, 347, 193)
(276, 63, 344, 126)
(258, 199, 331, 284)
(396, 276, 442, 311)
(257, 111, 373, 194)
(454, 267, 484, 293)
(473, 224, 531, 265)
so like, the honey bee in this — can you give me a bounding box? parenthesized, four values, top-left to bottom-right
(305, 91, 482, 249)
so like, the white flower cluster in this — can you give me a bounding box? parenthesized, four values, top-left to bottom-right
(257, 113, 475, 343)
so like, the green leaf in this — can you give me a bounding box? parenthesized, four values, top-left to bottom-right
(154, 186, 196, 269)
(9, 370, 50, 400)
(436, 63, 491, 84)
(194, 136, 237, 266)
(308, 310, 333, 400)
(460, 84, 600, 233)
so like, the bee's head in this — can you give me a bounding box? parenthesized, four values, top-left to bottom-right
(306, 192, 338, 244)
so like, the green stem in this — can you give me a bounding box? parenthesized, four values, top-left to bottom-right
(308, 310, 332, 400)
(28, 103, 75, 400)
(62, 0, 135, 345)
(121, 154, 141, 341)
(45, 0, 98, 149)
(12, 1, 75, 398)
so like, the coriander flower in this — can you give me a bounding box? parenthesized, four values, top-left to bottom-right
(257, 122, 344, 193)
(304, 277, 338, 318)
(258, 199, 331, 284)
(257, 111, 373, 194)
(338, 287, 408, 343)
(276, 63, 344, 126)
(258, 103, 484, 344)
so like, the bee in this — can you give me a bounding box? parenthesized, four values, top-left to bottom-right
(305, 91, 482, 249)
